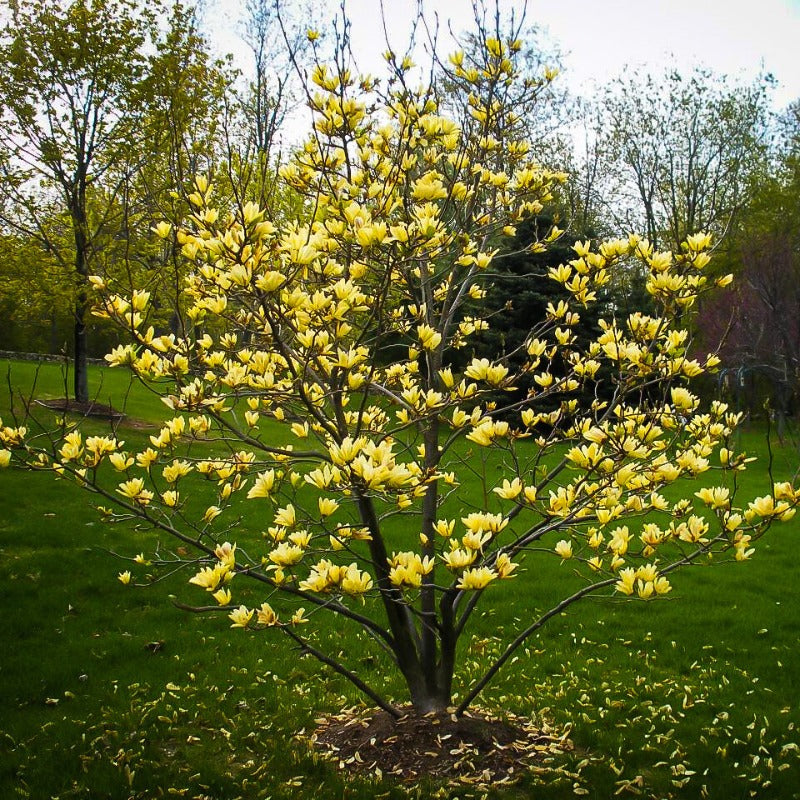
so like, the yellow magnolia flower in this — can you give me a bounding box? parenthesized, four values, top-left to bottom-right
(318, 497, 339, 517)
(396, 494, 413, 509)
(59, 431, 83, 462)
(610, 554, 626, 572)
(291, 608, 308, 625)
(723, 512, 743, 531)
(495, 553, 517, 579)
(412, 172, 447, 201)
(203, 505, 222, 523)
(695, 486, 730, 509)
(457, 566, 498, 590)
(746, 494, 793, 520)
(442, 547, 477, 571)
(615, 567, 636, 595)
(85, 436, 118, 458)
(607, 526, 631, 555)
(215, 541, 236, 568)
(290, 421, 310, 439)
(108, 452, 133, 471)
(773, 481, 797, 501)
(685, 232, 712, 252)
(461, 511, 507, 535)
(734, 535, 755, 561)
(273, 504, 297, 528)
(653, 576, 672, 595)
(637, 579, 655, 599)
(153, 221, 172, 239)
(162, 459, 193, 483)
(636, 563, 659, 583)
(670, 387, 697, 412)
(116, 478, 154, 506)
(388, 551, 434, 587)
(523, 485, 538, 504)
(189, 564, 230, 592)
(213, 587, 232, 606)
(248, 470, 276, 498)
(136, 448, 159, 468)
(257, 602, 279, 626)
(328, 436, 366, 466)
(450, 407, 469, 428)
(228, 605, 254, 628)
(118, 570, 132, 585)
(268, 542, 304, 567)
(417, 324, 442, 351)
(474, 251, 495, 269)
(462, 530, 491, 551)
(341, 564, 374, 596)
(288, 530, 311, 548)
(105, 344, 136, 366)
(587, 528, 604, 549)
(715, 273, 734, 288)
(434, 519, 455, 538)
(554, 540, 573, 559)
(491, 477, 522, 500)
(465, 358, 490, 381)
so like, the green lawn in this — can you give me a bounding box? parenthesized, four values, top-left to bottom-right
(2, 359, 800, 798)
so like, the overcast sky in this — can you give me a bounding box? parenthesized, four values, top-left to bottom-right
(210, 0, 800, 109)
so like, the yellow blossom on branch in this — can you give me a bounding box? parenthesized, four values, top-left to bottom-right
(229, 606, 254, 628)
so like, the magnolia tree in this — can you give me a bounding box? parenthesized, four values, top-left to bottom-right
(2, 34, 797, 718)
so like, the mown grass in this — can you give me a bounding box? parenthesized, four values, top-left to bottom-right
(1, 358, 800, 798)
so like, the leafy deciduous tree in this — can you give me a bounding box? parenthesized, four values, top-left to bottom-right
(697, 125, 800, 427)
(121, 1, 231, 339)
(0, 0, 159, 402)
(596, 67, 772, 251)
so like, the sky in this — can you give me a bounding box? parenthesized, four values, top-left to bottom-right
(210, 0, 800, 110)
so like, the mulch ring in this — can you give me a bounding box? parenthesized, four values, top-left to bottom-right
(37, 398, 126, 421)
(309, 706, 572, 788)
(37, 398, 157, 430)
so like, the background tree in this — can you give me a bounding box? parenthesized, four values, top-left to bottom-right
(226, 0, 323, 210)
(464, 215, 611, 414)
(595, 67, 773, 251)
(120, 1, 231, 339)
(0, 227, 72, 355)
(0, 0, 159, 403)
(697, 108, 800, 428)
(561, 98, 619, 238)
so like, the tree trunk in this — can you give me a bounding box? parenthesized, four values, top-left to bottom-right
(71, 189, 89, 404)
(355, 488, 456, 715)
(49, 312, 59, 355)
(408, 686, 451, 714)
(73, 288, 89, 403)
